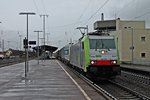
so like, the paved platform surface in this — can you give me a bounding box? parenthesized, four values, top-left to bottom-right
(0, 60, 89, 100)
(121, 64, 150, 72)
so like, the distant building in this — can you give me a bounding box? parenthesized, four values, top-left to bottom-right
(94, 18, 150, 65)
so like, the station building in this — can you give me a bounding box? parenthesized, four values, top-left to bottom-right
(94, 18, 150, 65)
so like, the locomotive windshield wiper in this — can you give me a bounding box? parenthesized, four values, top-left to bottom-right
(95, 40, 97, 51)
(101, 39, 104, 49)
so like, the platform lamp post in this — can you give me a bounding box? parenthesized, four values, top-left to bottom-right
(34, 31, 42, 64)
(19, 12, 36, 78)
(40, 15, 48, 60)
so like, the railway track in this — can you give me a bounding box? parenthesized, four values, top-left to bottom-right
(0, 58, 36, 68)
(62, 62, 117, 100)
(115, 70, 150, 98)
(121, 67, 150, 78)
(0, 58, 24, 68)
(61, 61, 150, 100)
(121, 70, 150, 85)
(99, 80, 150, 100)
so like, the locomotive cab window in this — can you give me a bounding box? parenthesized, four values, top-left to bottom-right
(89, 39, 116, 49)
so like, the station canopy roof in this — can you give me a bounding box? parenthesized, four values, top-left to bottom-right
(33, 45, 58, 52)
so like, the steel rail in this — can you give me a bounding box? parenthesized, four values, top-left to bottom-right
(109, 80, 150, 100)
(122, 70, 150, 85)
(63, 63, 117, 100)
(0, 59, 24, 68)
(61, 61, 150, 100)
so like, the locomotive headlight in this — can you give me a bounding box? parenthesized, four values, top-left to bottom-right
(112, 60, 117, 64)
(101, 50, 105, 54)
(91, 61, 95, 64)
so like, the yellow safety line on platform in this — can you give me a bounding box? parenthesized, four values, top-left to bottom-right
(56, 60, 91, 100)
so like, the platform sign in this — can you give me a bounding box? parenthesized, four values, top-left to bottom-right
(23, 38, 28, 46)
(23, 38, 28, 48)
(29, 41, 36, 45)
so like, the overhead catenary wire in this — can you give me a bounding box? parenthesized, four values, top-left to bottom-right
(76, 0, 92, 23)
(32, 0, 40, 15)
(31, 0, 110, 33)
(48, 0, 92, 30)
(133, 11, 150, 19)
(116, 0, 136, 18)
(41, 0, 48, 14)
(47, 19, 88, 29)
(84, 0, 110, 24)
(47, 0, 109, 29)
(116, 0, 150, 20)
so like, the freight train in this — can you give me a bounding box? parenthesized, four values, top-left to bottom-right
(55, 32, 120, 79)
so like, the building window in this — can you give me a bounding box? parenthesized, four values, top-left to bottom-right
(141, 53, 146, 58)
(141, 36, 146, 42)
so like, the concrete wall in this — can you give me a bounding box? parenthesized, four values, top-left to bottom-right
(111, 28, 150, 65)
(116, 19, 145, 30)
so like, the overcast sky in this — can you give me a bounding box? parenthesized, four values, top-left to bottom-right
(0, 0, 150, 50)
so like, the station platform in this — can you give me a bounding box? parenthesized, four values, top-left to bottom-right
(121, 64, 150, 73)
(0, 60, 105, 100)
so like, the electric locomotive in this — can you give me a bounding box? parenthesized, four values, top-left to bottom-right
(70, 32, 120, 78)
